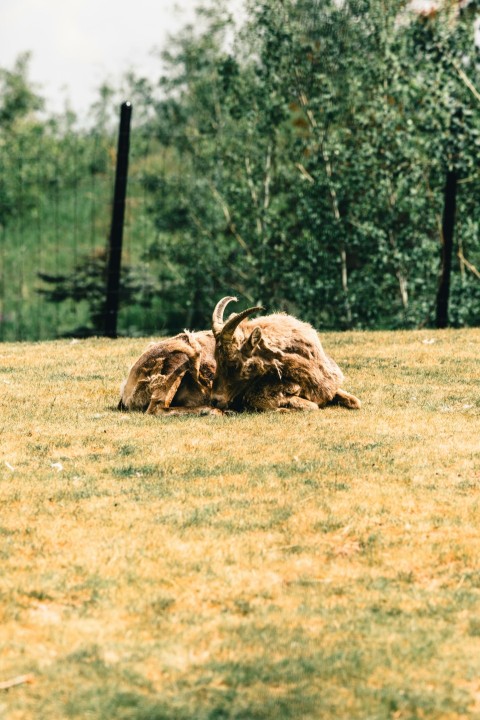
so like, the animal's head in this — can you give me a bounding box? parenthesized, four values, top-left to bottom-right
(210, 296, 282, 409)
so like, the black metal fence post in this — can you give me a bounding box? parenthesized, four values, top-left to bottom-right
(435, 168, 457, 329)
(104, 101, 132, 338)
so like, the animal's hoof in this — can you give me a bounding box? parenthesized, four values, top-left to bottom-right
(199, 407, 224, 416)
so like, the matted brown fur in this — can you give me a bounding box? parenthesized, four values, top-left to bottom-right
(119, 331, 217, 415)
(212, 302, 361, 412)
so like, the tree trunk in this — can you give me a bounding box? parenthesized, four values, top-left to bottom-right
(435, 169, 457, 329)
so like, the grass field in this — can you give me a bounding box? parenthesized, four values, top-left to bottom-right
(1, 329, 480, 720)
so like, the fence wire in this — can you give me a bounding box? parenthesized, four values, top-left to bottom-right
(0, 119, 161, 342)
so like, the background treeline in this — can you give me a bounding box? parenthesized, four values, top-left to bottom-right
(1, 0, 479, 341)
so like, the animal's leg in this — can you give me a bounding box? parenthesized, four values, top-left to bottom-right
(150, 405, 225, 416)
(146, 360, 190, 414)
(243, 383, 284, 411)
(244, 383, 319, 412)
(278, 395, 320, 411)
(331, 388, 361, 409)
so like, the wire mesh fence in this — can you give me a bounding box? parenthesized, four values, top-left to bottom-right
(0, 109, 165, 342)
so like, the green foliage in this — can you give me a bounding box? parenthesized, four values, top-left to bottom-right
(138, 0, 480, 330)
(38, 249, 159, 336)
(1, 1, 480, 339)
(0, 52, 44, 127)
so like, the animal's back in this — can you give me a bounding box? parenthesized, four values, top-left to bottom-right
(242, 313, 344, 385)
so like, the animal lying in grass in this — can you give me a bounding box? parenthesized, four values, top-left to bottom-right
(118, 330, 220, 415)
(210, 296, 361, 412)
(118, 297, 360, 415)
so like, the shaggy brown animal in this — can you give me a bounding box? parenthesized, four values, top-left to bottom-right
(118, 330, 220, 415)
(211, 296, 361, 412)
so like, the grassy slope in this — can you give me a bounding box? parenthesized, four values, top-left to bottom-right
(0, 329, 479, 720)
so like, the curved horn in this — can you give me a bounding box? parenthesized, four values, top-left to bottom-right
(212, 297, 265, 345)
(220, 305, 265, 346)
(212, 296, 238, 337)
(212, 296, 265, 346)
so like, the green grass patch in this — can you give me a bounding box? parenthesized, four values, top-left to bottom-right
(0, 329, 480, 719)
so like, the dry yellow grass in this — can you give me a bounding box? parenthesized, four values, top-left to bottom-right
(0, 329, 479, 719)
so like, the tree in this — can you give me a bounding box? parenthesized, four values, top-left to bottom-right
(0, 53, 43, 127)
(138, 0, 480, 329)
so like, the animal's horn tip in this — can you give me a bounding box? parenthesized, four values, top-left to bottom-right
(213, 296, 239, 335)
